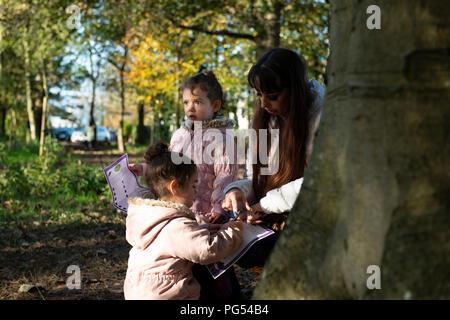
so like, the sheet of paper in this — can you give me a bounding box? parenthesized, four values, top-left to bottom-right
(103, 154, 151, 213)
(206, 223, 275, 279)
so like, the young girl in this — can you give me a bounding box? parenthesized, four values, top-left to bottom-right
(124, 142, 243, 300)
(130, 71, 238, 225)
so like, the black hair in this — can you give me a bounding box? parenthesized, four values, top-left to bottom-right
(143, 141, 197, 198)
(182, 70, 225, 113)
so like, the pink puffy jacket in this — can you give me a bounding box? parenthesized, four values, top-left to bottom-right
(169, 117, 238, 224)
(141, 117, 238, 224)
(123, 197, 243, 300)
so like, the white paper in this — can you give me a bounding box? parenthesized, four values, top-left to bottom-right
(206, 223, 274, 279)
(103, 154, 151, 213)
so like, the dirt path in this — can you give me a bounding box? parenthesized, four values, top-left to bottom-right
(0, 143, 260, 300)
(0, 220, 261, 300)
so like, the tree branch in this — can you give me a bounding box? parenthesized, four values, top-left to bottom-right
(168, 18, 256, 41)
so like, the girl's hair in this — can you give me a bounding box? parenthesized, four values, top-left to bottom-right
(248, 48, 314, 201)
(143, 141, 197, 198)
(182, 70, 225, 113)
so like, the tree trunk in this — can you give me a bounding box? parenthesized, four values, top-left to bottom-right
(39, 60, 48, 158)
(88, 45, 97, 146)
(117, 68, 126, 152)
(8, 108, 17, 150)
(0, 24, 4, 137)
(23, 35, 37, 141)
(90, 76, 97, 144)
(150, 106, 155, 145)
(251, 0, 283, 57)
(175, 48, 181, 129)
(254, 0, 450, 300)
(34, 74, 43, 141)
(0, 108, 5, 137)
(136, 101, 147, 145)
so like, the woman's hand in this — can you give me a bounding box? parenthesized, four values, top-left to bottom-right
(221, 188, 252, 214)
(245, 202, 266, 225)
(128, 163, 143, 176)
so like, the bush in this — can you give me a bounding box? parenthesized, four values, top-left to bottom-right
(0, 139, 109, 201)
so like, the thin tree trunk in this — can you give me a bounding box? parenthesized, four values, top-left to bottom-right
(0, 23, 4, 137)
(149, 106, 155, 146)
(117, 68, 126, 152)
(39, 60, 48, 158)
(8, 108, 17, 150)
(34, 74, 43, 142)
(23, 34, 36, 141)
(88, 45, 97, 146)
(0, 108, 6, 137)
(136, 101, 146, 145)
(254, 0, 450, 300)
(175, 49, 181, 128)
(90, 77, 96, 131)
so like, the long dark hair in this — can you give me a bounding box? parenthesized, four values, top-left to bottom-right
(248, 48, 313, 201)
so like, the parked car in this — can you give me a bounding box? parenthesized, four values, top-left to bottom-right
(96, 126, 111, 142)
(109, 129, 118, 143)
(70, 129, 87, 143)
(54, 128, 75, 141)
(44, 127, 75, 141)
(70, 126, 111, 143)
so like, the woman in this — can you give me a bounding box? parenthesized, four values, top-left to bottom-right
(222, 48, 325, 268)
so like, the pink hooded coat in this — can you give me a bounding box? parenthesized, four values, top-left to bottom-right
(141, 117, 237, 225)
(123, 197, 243, 300)
(169, 116, 238, 224)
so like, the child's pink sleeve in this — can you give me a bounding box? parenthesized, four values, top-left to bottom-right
(165, 218, 243, 265)
(168, 128, 187, 153)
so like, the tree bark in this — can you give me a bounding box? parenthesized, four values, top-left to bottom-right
(253, 0, 450, 300)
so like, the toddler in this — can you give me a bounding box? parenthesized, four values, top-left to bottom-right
(124, 142, 243, 300)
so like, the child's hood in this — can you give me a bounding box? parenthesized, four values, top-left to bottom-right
(182, 115, 236, 131)
(126, 198, 196, 250)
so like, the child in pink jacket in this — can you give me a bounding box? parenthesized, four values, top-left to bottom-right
(130, 71, 238, 225)
(124, 142, 243, 300)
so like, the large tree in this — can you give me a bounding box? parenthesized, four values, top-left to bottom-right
(253, 0, 450, 299)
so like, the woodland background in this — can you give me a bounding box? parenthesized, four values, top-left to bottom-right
(0, 0, 329, 300)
